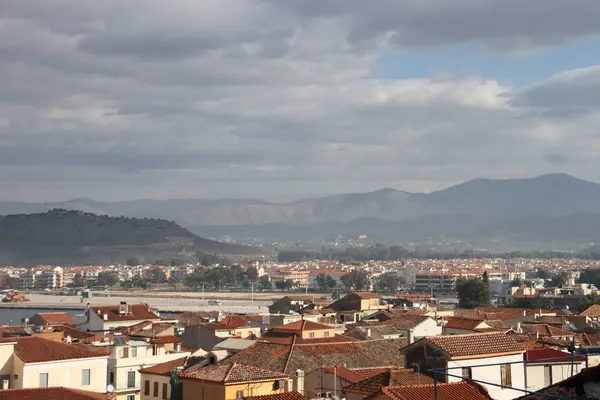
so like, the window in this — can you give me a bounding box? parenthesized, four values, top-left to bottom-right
(39, 373, 49, 387)
(308, 332, 315, 338)
(500, 364, 512, 387)
(0, 374, 10, 390)
(544, 366, 553, 386)
(144, 380, 150, 396)
(126, 395, 136, 400)
(122, 347, 129, 358)
(109, 371, 115, 384)
(461, 367, 472, 380)
(323, 331, 329, 337)
(236, 390, 244, 399)
(132, 347, 138, 357)
(127, 371, 136, 388)
(162, 383, 168, 399)
(153, 381, 159, 397)
(82, 369, 90, 386)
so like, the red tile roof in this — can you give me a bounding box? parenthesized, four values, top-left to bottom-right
(344, 369, 434, 396)
(182, 362, 288, 383)
(259, 331, 357, 345)
(444, 317, 487, 331)
(521, 324, 573, 337)
(0, 387, 115, 400)
(15, 337, 108, 363)
(140, 356, 188, 376)
(375, 315, 431, 330)
(421, 333, 525, 358)
(149, 335, 183, 344)
(372, 381, 493, 400)
(321, 366, 366, 383)
(33, 312, 74, 326)
(243, 393, 306, 400)
(272, 320, 333, 332)
(579, 304, 600, 318)
(350, 366, 397, 379)
(525, 347, 584, 363)
(90, 304, 160, 322)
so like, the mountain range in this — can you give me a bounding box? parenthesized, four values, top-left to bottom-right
(3, 173, 600, 250)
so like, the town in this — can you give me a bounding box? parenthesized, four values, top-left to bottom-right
(1, 259, 600, 399)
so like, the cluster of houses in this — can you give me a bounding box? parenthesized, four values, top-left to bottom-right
(0, 292, 600, 400)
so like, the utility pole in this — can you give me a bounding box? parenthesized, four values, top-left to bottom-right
(251, 282, 254, 306)
(201, 282, 205, 301)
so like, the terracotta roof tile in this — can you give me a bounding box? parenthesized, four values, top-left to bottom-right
(444, 317, 486, 331)
(32, 312, 74, 326)
(350, 366, 397, 379)
(15, 336, 108, 363)
(320, 366, 366, 383)
(422, 333, 524, 358)
(344, 369, 434, 396)
(580, 304, 600, 318)
(0, 387, 115, 400)
(91, 304, 160, 322)
(525, 347, 584, 363)
(182, 362, 288, 383)
(243, 393, 306, 400)
(272, 320, 333, 332)
(521, 324, 573, 337)
(373, 381, 493, 400)
(140, 356, 188, 376)
(375, 315, 431, 330)
(149, 335, 183, 344)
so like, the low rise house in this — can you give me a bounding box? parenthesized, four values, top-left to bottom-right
(443, 317, 491, 335)
(524, 347, 584, 392)
(29, 312, 74, 327)
(328, 292, 385, 323)
(139, 356, 188, 400)
(182, 316, 261, 351)
(403, 332, 526, 400)
(517, 363, 600, 399)
(259, 320, 353, 345)
(366, 311, 442, 342)
(77, 302, 162, 332)
(12, 337, 109, 392)
(181, 362, 291, 400)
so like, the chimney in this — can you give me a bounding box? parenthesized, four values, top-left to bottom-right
(295, 370, 305, 395)
(516, 322, 522, 333)
(119, 302, 127, 315)
(536, 330, 540, 339)
(523, 310, 527, 317)
(366, 328, 371, 339)
(103, 314, 108, 321)
(408, 328, 414, 344)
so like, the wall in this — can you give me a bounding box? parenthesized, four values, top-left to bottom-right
(183, 379, 288, 400)
(140, 374, 171, 400)
(525, 363, 584, 392)
(305, 369, 352, 398)
(0, 342, 15, 376)
(447, 353, 525, 400)
(412, 318, 442, 339)
(183, 325, 222, 350)
(13, 356, 108, 392)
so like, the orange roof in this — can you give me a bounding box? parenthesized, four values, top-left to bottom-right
(150, 335, 183, 344)
(321, 366, 366, 383)
(182, 362, 288, 383)
(272, 320, 333, 332)
(444, 317, 487, 331)
(580, 304, 600, 318)
(0, 387, 115, 400)
(32, 312, 73, 326)
(372, 381, 493, 400)
(525, 347, 584, 363)
(243, 393, 306, 400)
(344, 369, 433, 396)
(15, 337, 108, 363)
(90, 304, 160, 322)
(420, 333, 524, 358)
(140, 356, 188, 376)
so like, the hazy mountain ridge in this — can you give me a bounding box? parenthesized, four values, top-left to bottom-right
(0, 209, 263, 266)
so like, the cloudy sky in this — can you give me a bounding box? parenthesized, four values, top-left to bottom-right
(2, 1, 600, 202)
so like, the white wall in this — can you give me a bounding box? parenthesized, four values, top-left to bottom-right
(525, 363, 584, 392)
(413, 318, 442, 339)
(447, 354, 525, 400)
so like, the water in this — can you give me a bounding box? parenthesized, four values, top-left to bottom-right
(0, 307, 81, 326)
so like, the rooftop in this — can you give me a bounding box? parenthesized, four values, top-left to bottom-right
(139, 356, 188, 376)
(0, 387, 115, 400)
(182, 362, 288, 383)
(15, 337, 108, 363)
(32, 312, 73, 326)
(419, 332, 525, 358)
(90, 304, 160, 322)
(344, 369, 434, 396)
(243, 393, 306, 400)
(373, 381, 493, 400)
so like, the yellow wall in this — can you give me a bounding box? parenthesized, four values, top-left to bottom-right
(300, 328, 335, 339)
(13, 355, 107, 393)
(183, 379, 288, 400)
(0, 343, 15, 375)
(141, 374, 171, 400)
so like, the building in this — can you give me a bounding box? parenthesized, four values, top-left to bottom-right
(366, 311, 443, 342)
(365, 381, 493, 400)
(523, 347, 584, 392)
(29, 312, 74, 327)
(403, 332, 526, 400)
(107, 336, 190, 400)
(260, 320, 353, 345)
(443, 317, 492, 335)
(76, 302, 162, 332)
(181, 362, 291, 400)
(342, 368, 434, 400)
(139, 357, 188, 400)
(12, 337, 109, 392)
(182, 316, 261, 351)
(0, 387, 116, 400)
(327, 292, 385, 323)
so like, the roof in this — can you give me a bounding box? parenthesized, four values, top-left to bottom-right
(259, 331, 358, 345)
(371, 312, 431, 330)
(177, 311, 220, 325)
(54, 325, 96, 340)
(521, 324, 574, 337)
(272, 320, 333, 332)
(321, 366, 366, 383)
(0, 387, 115, 400)
(32, 312, 73, 326)
(150, 335, 182, 344)
(90, 304, 160, 322)
(213, 338, 256, 351)
(580, 304, 600, 318)
(444, 317, 487, 331)
(243, 393, 306, 400)
(525, 347, 584, 363)
(418, 333, 525, 358)
(344, 369, 434, 396)
(328, 292, 381, 312)
(139, 356, 188, 376)
(182, 362, 288, 383)
(15, 337, 108, 363)
(346, 325, 402, 340)
(224, 338, 407, 377)
(370, 381, 493, 400)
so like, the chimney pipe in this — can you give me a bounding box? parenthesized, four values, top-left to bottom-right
(366, 328, 371, 339)
(103, 314, 108, 321)
(295, 369, 305, 395)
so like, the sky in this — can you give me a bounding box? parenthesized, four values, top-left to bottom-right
(2, 0, 600, 202)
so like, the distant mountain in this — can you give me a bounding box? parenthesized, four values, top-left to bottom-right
(0, 209, 264, 266)
(2, 173, 600, 250)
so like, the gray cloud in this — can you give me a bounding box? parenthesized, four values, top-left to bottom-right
(2, 1, 600, 201)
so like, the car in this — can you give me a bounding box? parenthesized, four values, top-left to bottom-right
(207, 300, 222, 306)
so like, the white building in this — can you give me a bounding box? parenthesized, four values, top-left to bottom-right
(524, 347, 584, 392)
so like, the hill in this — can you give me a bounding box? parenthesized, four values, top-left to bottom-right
(0, 209, 264, 266)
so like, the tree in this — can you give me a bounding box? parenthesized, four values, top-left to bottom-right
(456, 277, 491, 309)
(548, 272, 568, 288)
(258, 275, 271, 291)
(96, 271, 119, 287)
(275, 280, 286, 291)
(2, 276, 20, 289)
(579, 269, 600, 289)
(537, 269, 552, 280)
(377, 273, 402, 293)
(246, 267, 259, 282)
(340, 270, 370, 292)
(510, 278, 523, 287)
(72, 272, 85, 287)
(170, 259, 185, 266)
